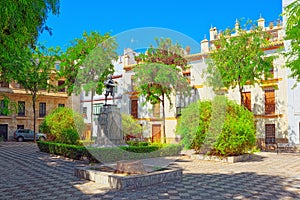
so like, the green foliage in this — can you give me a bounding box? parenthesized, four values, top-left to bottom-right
(88, 144, 182, 162)
(11, 45, 60, 141)
(0, 95, 17, 116)
(126, 141, 150, 146)
(206, 20, 275, 104)
(176, 101, 202, 150)
(134, 63, 190, 105)
(37, 141, 88, 160)
(120, 145, 160, 153)
(0, 0, 60, 81)
(177, 98, 256, 156)
(40, 107, 85, 144)
(60, 31, 118, 95)
(134, 38, 191, 143)
(122, 113, 143, 137)
(37, 141, 182, 163)
(283, 0, 300, 82)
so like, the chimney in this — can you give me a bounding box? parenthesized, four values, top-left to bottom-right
(209, 26, 218, 41)
(201, 39, 209, 53)
(124, 54, 129, 66)
(185, 46, 191, 55)
(235, 19, 239, 34)
(257, 14, 265, 29)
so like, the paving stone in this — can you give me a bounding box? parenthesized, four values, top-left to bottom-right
(1, 142, 300, 199)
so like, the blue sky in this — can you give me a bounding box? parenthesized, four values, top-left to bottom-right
(38, 0, 282, 54)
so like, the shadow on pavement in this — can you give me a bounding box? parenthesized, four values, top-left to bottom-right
(91, 172, 300, 199)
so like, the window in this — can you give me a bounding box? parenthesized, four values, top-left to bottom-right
(0, 100, 8, 116)
(17, 125, 24, 130)
(82, 107, 87, 118)
(58, 80, 65, 92)
(18, 101, 25, 116)
(242, 92, 251, 111)
(58, 104, 65, 108)
(265, 89, 275, 115)
(265, 124, 275, 144)
(176, 107, 184, 117)
(153, 103, 160, 118)
(39, 103, 46, 117)
(131, 99, 138, 118)
(93, 104, 103, 115)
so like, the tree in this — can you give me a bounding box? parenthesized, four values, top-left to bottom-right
(0, 0, 60, 81)
(134, 38, 190, 143)
(283, 0, 300, 82)
(60, 31, 118, 139)
(121, 114, 143, 140)
(206, 21, 275, 106)
(40, 107, 85, 145)
(12, 46, 60, 143)
(178, 98, 256, 156)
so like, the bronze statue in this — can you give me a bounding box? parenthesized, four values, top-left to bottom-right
(104, 75, 116, 105)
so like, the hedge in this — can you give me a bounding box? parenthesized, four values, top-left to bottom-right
(37, 141, 182, 163)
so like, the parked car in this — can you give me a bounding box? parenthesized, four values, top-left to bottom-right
(13, 129, 47, 142)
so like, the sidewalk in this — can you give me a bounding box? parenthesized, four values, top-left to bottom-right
(0, 142, 300, 199)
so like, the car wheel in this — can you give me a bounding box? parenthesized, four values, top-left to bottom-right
(17, 137, 24, 142)
(39, 136, 45, 141)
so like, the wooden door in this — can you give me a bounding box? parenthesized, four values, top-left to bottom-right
(152, 124, 161, 143)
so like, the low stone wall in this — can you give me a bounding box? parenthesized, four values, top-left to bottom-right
(75, 165, 182, 190)
(190, 154, 252, 163)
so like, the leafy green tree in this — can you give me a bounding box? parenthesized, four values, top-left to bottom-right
(178, 98, 256, 156)
(40, 107, 85, 145)
(0, 0, 60, 81)
(121, 113, 143, 139)
(283, 0, 300, 81)
(134, 38, 190, 143)
(12, 46, 60, 142)
(206, 21, 275, 105)
(60, 31, 118, 138)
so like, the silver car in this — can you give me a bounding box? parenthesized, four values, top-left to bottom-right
(13, 129, 47, 142)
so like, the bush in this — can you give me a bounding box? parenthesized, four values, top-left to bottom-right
(37, 141, 88, 160)
(122, 113, 143, 140)
(37, 141, 182, 163)
(126, 141, 150, 146)
(177, 96, 256, 156)
(40, 107, 85, 145)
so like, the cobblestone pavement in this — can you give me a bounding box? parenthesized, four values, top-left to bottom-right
(1, 142, 300, 199)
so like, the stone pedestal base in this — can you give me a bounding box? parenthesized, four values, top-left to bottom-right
(116, 160, 147, 174)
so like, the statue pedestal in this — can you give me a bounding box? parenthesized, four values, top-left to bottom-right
(95, 105, 124, 147)
(115, 160, 147, 174)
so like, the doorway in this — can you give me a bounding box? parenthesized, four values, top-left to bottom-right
(152, 124, 161, 143)
(0, 124, 8, 141)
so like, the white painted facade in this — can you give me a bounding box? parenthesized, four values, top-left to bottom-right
(283, 0, 300, 144)
(81, 0, 299, 145)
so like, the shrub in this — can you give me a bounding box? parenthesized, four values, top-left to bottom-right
(177, 96, 256, 156)
(37, 141, 182, 163)
(37, 141, 88, 160)
(122, 113, 143, 140)
(126, 141, 150, 146)
(40, 107, 85, 144)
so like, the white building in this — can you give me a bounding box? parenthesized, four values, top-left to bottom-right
(82, 1, 299, 146)
(283, 0, 300, 144)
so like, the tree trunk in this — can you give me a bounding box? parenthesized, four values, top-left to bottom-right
(32, 93, 36, 143)
(239, 85, 244, 107)
(162, 93, 166, 143)
(90, 89, 94, 141)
